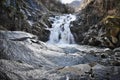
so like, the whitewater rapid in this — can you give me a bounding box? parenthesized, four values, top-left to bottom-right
(47, 14, 76, 44)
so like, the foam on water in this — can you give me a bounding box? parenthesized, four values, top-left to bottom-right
(47, 14, 76, 45)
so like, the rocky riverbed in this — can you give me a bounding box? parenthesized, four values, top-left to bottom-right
(0, 0, 120, 80)
(0, 31, 120, 80)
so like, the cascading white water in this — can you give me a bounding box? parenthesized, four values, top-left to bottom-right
(47, 14, 76, 44)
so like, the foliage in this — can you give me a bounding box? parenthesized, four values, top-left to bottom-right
(102, 16, 120, 28)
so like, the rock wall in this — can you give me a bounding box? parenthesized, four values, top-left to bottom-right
(72, 0, 120, 48)
(0, 0, 72, 42)
(40, 0, 74, 13)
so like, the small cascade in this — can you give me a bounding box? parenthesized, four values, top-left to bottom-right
(47, 14, 76, 44)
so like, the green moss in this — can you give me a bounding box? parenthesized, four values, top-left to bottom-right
(102, 16, 120, 28)
(103, 16, 120, 21)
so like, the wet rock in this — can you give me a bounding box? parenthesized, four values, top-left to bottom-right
(72, 0, 120, 48)
(62, 47, 80, 54)
(115, 52, 120, 57)
(0, 59, 62, 80)
(101, 53, 107, 58)
(88, 37, 101, 46)
(111, 61, 120, 66)
(104, 48, 112, 53)
(58, 63, 91, 79)
(0, 0, 74, 42)
(92, 64, 110, 80)
(0, 71, 11, 80)
(113, 47, 120, 52)
(0, 30, 37, 40)
(0, 25, 7, 30)
(113, 47, 120, 60)
(0, 31, 120, 80)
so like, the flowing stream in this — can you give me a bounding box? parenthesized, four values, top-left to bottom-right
(44, 14, 106, 79)
(47, 14, 76, 44)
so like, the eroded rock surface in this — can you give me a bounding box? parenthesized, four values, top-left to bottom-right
(72, 0, 120, 48)
(0, 31, 120, 80)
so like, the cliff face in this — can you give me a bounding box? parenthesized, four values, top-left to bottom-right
(40, 0, 74, 13)
(0, 0, 72, 42)
(72, 0, 120, 48)
(0, 1, 120, 80)
(0, 0, 47, 41)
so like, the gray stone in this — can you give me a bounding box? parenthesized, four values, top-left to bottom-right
(0, 31, 120, 80)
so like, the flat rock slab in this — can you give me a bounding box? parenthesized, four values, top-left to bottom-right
(0, 31, 120, 80)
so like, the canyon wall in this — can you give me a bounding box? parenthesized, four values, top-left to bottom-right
(72, 0, 120, 48)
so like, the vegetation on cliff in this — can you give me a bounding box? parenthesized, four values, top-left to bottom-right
(72, 0, 120, 48)
(0, 0, 120, 80)
(0, 0, 74, 42)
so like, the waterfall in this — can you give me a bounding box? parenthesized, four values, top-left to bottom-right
(47, 14, 76, 44)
